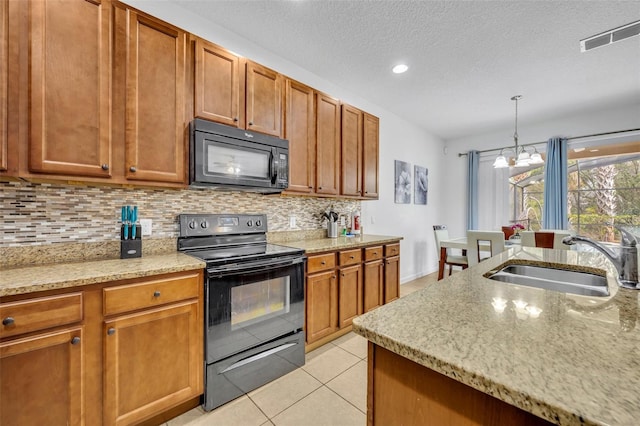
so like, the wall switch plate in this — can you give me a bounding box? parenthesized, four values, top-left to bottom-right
(140, 219, 152, 236)
(289, 216, 296, 228)
(340, 216, 346, 226)
(371, 216, 376, 224)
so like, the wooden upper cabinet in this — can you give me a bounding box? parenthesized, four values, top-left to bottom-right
(120, 7, 187, 184)
(363, 112, 380, 198)
(341, 104, 363, 196)
(246, 61, 282, 137)
(285, 79, 315, 194)
(194, 38, 244, 128)
(28, 0, 112, 178)
(1, 0, 7, 172)
(316, 93, 341, 195)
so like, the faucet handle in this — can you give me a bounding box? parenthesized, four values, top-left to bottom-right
(616, 226, 639, 247)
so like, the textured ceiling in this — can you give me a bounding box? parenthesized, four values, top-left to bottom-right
(172, 0, 640, 140)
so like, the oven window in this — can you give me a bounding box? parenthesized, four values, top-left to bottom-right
(231, 276, 290, 329)
(207, 144, 269, 178)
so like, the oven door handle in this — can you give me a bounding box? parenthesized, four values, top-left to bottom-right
(208, 256, 304, 277)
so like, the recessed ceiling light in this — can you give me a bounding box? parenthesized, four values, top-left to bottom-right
(392, 64, 408, 74)
(589, 149, 599, 152)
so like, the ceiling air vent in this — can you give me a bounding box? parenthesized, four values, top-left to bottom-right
(580, 20, 640, 52)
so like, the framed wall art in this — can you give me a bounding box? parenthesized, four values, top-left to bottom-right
(394, 160, 411, 204)
(414, 165, 428, 205)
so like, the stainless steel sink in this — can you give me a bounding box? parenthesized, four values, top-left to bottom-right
(485, 264, 610, 297)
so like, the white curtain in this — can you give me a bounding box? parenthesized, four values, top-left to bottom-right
(477, 156, 510, 231)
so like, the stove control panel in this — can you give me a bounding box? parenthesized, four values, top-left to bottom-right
(179, 214, 268, 237)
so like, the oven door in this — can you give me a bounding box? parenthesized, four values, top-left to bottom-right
(206, 255, 305, 363)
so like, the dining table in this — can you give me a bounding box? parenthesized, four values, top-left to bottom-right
(438, 237, 519, 280)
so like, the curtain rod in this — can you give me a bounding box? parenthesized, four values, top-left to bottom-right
(457, 128, 640, 157)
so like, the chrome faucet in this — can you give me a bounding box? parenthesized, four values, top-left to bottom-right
(562, 227, 639, 290)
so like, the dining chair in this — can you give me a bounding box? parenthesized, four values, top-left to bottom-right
(501, 226, 515, 240)
(520, 231, 535, 247)
(433, 225, 468, 276)
(521, 230, 572, 250)
(466, 230, 506, 266)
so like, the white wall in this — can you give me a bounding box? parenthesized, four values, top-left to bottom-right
(123, 0, 446, 282)
(443, 102, 640, 239)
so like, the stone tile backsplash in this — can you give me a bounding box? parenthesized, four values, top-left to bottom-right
(1, 181, 360, 247)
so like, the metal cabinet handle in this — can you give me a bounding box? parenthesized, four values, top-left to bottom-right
(107, 328, 116, 336)
(101, 164, 109, 170)
(153, 291, 161, 297)
(321, 261, 326, 265)
(71, 337, 81, 345)
(349, 255, 355, 259)
(341, 273, 345, 277)
(2, 317, 15, 326)
(233, 117, 239, 122)
(318, 186, 323, 190)
(248, 121, 253, 126)
(129, 166, 137, 173)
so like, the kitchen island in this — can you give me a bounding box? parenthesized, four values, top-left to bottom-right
(353, 246, 640, 425)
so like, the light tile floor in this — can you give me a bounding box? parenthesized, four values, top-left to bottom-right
(163, 272, 438, 426)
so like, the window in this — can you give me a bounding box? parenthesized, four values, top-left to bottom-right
(509, 141, 640, 243)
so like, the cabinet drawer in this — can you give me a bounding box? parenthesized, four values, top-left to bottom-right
(0, 293, 83, 338)
(339, 249, 362, 266)
(364, 246, 383, 262)
(385, 243, 400, 257)
(307, 253, 336, 274)
(103, 273, 200, 316)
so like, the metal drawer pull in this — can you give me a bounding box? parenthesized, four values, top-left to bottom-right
(320, 261, 326, 265)
(153, 291, 161, 297)
(71, 337, 81, 345)
(107, 328, 116, 336)
(2, 317, 15, 326)
(101, 164, 109, 170)
(350, 255, 355, 259)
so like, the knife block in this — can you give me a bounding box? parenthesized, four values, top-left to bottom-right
(120, 225, 142, 259)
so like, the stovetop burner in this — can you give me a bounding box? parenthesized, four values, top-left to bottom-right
(177, 213, 304, 266)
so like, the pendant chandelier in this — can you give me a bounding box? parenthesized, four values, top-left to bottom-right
(493, 95, 544, 168)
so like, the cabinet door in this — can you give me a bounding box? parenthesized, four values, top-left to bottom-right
(246, 61, 282, 137)
(305, 270, 338, 344)
(122, 9, 187, 184)
(194, 38, 243, 128)
(1, 0, 7, 172)
(338, 264, 363, 328)
(104, 300, 201, 426)
(28, 0, 112, 177)
(285, 79, 315, 193)
(363, 113, 379, 198)
(385, 255, 400, 303)
(0, 327, 84, 426)
(315, 94, 341, 195)
(363, 260, 383, 312)
(341, 104, 363, 196)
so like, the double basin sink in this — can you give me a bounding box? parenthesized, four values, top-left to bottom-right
(485, 263, 609, 297)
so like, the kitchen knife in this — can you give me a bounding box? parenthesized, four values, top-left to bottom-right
(123, 206, 129, 240)
(131, 206, 138, 239)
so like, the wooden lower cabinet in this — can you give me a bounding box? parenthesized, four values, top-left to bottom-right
(384, 255, 400, 303)
(104, 300, 201, 426)
(338, 264, 363, 328)
(306, 270, 338, 344)
(368, 344, 552, 426)
(0, 327, 84, 426)
(0, 269, 204, 426)
(305, 242, 400, 348)
(363, 260, 383, 312)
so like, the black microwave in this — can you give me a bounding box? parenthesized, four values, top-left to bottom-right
(190, 119, 289, 193)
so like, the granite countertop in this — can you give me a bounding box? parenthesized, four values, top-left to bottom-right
(279, 234, 402, 254)
(0, 253, 206, 297)
(353, 246, 640, 426)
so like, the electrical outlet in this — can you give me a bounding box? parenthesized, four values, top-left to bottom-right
(140, 219, 153, 236)
(289, 216, 296, 228)
(371, 215, 376, 224)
